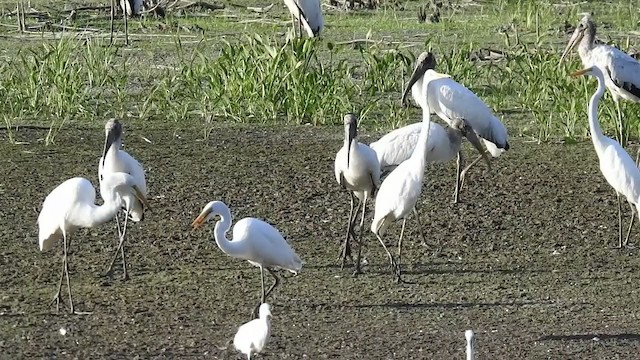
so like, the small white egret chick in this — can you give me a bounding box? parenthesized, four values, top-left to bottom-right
(234, 303, 272, 360)
(465, 329, 475, 360)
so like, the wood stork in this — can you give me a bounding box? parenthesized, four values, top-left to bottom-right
(560, 14, 640, 145)
(572, 66, 640, 248)
(465, 330, 475, 360)
(110, 0, 143, 45)
(37, 174, 148, 313)
(370, 119, 489, 204)
(282, 0, 323, 37)
(370, 102, 433, 282)
(401, 52, 509, 199)
(334, 113, 381, 274)
(99, 119, 148, 280)
(191, 201, 302, 317)
(234, 303, 272, 360)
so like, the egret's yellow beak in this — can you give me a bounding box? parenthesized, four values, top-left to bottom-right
(191, 208, 210, 229)
(570, 67, 591, 77)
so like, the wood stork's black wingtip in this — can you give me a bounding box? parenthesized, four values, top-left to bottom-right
(504, 141, 510, 151)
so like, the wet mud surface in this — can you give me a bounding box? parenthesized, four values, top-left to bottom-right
(1, 123, 640, 359)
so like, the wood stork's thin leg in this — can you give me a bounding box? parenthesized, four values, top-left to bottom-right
(340, 192, 359, 269)
(50, 230, 67, 313)
(616, 100, 625, 147)
(617, 193, 623, 249)
(105, 211, 130, 280)
(124, 3, 129, 46)
(110, 0, 115, 44)
(252, 268, 280, 318)
(374, 232, 398, 280)
(61, 229, 75, 313)
(624, 204, 635, 247)
(453, 151, 463, 203)
(395, 218, 407, 282)
(412, 207, 429, 247)
(353, 194, 368, 275)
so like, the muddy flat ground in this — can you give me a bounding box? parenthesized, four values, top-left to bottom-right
(1, 122, 639, 359)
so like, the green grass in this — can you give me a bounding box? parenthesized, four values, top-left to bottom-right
(0, 0, 639, 144)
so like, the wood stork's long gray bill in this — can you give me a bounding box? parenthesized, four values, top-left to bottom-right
(344, 113, 358, 168)
(461, 123, 491, 169)
(401, 52, 437, 107)
(102, 120, 122, 162)
(559, 26, 584, 63)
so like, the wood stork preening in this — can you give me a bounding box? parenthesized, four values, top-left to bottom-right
(370, 102, 433, 282)
(334, 113, 381, 273)
(37, 174, 148, 313)
(465, 330, 475, 360)
(191, 201, 302, 318)
(234, 303, 272, 360)
(99, 119, 148, 280)
(282, 0, 323, 37)
(401, 52, 509, 202)
(110, 0, 143, 45)
(560, 14, 640, 145)
(370, 119, 488, 205)
(572, 66, 640, 248)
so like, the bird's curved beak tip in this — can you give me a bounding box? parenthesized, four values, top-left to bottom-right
(191, 214, 206, 229)
(570, 68, 589, 78)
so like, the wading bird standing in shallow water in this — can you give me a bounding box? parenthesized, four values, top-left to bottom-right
(334, 113, 381, 273)
(370, 97, 433, 282)
(37, 174, 148, 313)
(191, 201, 302, 317)
(402, 52, 509, 203)
(282, 0, 323, 37)
(99, 119, 148, 280)
(571, 66, 640, 248)
(234, 303, 272, 360)
(560, 14, 640, 145)
(466, 330, 475, 360)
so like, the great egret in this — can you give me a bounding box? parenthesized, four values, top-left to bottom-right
(571, 65, 640, 248)
(191, 201, 302, 317)
(370, 119, 488, 204)
(37, 174, 148, 313)
(334, 113, 381, 273)
(234, 303, 272, 360)
(110, 0, 143, 45)
(465, 330, 475, 360)
(99, 119, 148, 280)
(561, 14, 640, 145)
(282, 0, 323, 37)
(401, 52, 509, 202)
(370, 101, 432, 282)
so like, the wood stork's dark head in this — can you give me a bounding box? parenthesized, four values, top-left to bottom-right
(343, 113, 358, 168)
(401, 52, 437, 107)
(102, 119, 123, 161)
(560, 14, 596, 63)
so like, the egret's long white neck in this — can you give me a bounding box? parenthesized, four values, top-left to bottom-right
(465, 330, 475, 360)
(587, 70, 607, 152)
(212, 203, 245, 256)
(410, 103, 432, 172)
(77, 175, 131, 228)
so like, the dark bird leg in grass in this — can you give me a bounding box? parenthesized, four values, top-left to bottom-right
(110, 0, 115, 44)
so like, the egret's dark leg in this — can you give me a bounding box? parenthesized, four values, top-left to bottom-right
(62, 231, 74, 313)
(412, 207, 429, 247)
(374, 231, 398, 280)
(110, 0, 115, 44)
(253, 268, 280, 318)
(353, 194, 368, 275)
(395, 218, 407, 282)
(454, 151, 463, 203)
(124, 5, 129, 45)
(50, 232, 67, 313)
(106, 211, 130, 280)
(618, 193, 624, 249)
(624, 204, 636, 247)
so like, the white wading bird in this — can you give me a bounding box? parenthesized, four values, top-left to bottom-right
(572, 66, 640, 248)
(191, 201, 302, 317)
(282, 0, 323, 37)
(560, 14, 640, 145)
(110, 0, 143, 45)
(38, 174, 148, 313)
(465, 330, 475, 360)
(401, 52, 509, 202)
(99, 119, 148, 280)
(334, 113, 381, 274)
(370, 119, 488, 205)
(234, 303, 272, 360)
(371, 89, 433, 282)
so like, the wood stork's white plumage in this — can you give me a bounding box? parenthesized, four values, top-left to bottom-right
(572, 66, 640, 248)
(334, 113, 381, 273)
(37, 173, 148, 313)
(110, 0, 143, 45)
(465, 330, 475, 360)
(191, 201, 302, 317)
(282, 0, 323, 37)
(401, 52, 509, 195)
(99, 118, 148, 280)
(561, 14, 640, 144)
(370, 118, 489, 204)
(234, 303, 272, 360)
(370, 95, 433, 282)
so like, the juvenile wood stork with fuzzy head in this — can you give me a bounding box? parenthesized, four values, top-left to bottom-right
(560, 14, 640, 145)
(401, 52, 509, 195)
